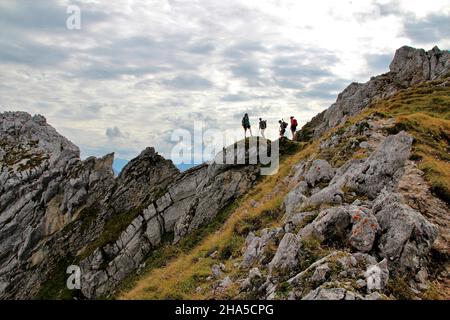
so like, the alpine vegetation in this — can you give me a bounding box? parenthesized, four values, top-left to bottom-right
(1, 46, 449, 301)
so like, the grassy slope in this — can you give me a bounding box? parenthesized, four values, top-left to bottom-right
(119, 78, 449, 300)
(118, 140, 316, 299)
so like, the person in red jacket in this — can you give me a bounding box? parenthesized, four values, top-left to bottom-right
(290, 116, 298, 139)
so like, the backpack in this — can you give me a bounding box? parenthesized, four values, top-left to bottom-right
(242, 116, 249, 127)
(260, 120, 267, 129)
(282, 121, 288, 129)
(292, 119, 298, 127)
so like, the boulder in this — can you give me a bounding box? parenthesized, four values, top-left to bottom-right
(348, 206, 379, 252)
(373, 191, 438, 272)
(268, 233, 300, 273)
(241, 228, 283, 268)
(298, 206, 351, 243)
(304, 159, 335, 187)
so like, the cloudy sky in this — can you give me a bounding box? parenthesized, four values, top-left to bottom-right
(1, 0, 449, 163)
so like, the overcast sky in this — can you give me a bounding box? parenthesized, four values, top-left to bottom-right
(1, 0, 449, 162)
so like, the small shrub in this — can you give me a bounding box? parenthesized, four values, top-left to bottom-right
(384, 121, 411, 135)
(386, 277, 415, 300)
(409, 153, 423, 161)
(276, 281, 293, 298)
(218, 235, 244, 260)
(298, 236, 325, 271)
(430, 182, 450, 205)
(355, 121, 370, 134)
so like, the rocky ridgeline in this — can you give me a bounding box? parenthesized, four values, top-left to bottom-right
(0, 112, 259, 299)
(298, 46, 450, 140)
(235, 118, 445, 300)
(80, 153, 259, 298)
(211, 46, 449, 300)
(1, 45, 448, 300)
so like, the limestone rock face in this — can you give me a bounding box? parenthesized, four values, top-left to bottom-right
(0, 112, 115, 298)
(238, 105, 442, 300)
(2, 46, 447, 301)
(304, 159, 335, 187)
(268, 233, 300, 272)
(373, 191, 438, 273)
(389, 46, 450, 85)
(81, 159, 259, 298)
(241, 228, 284, 268)
(0, 111, 259, 299)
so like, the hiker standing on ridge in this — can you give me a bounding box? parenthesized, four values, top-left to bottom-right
(259, 118, 267, 138)
(279, 119, 288, 138)
(290, 116, 298, 140)
(242, 113, 252, 138)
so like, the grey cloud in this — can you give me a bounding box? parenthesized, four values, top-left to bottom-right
(221, 93, 252, 102)
(186, 41, 216, 54)
(403, 13, 450, 44)
(0, 0, 68, 32)
(365, 53, 393, 73)
(296, 89, 336, 101)
(374, 0, 402, 17)
(0, 36, 70, 67)
(295, 78, 349, 101)
(223, 42, 267, 59)
(0, 1, 109, 69)
(275, 78, 305, 90)
(272, 64, 332, 78)
(271, 53, 338, 89)
(161, 74, 213, 90)
(229, 60, 272, 87)
(221, 92, 278, 102)
(231, 105, 273, 121)
(73, 35, 202, 80)
(0, 0, 108, 33)
(273, 49, 341, 66)
(106, 126, 124, 139)
(230, 61, 261, 81)
(74, 64, 167, 80)
(311, 79, 349, 92)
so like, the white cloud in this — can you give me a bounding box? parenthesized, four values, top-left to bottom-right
(0, 0, 449, 161)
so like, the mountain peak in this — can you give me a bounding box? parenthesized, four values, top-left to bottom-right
(299, 45, 450, 140)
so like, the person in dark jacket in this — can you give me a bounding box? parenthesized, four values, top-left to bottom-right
(242, 113, 252, 137)
(279, 119, 288, 138)
(259, 118, 267, 138)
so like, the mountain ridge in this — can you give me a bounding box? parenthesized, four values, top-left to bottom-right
(0, 45, 449, 300)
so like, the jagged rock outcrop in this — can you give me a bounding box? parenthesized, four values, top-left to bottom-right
(80, 157, 259, 298)
(298, 46, 450, 139)
(239, 118, 441, 300)
(0, 111, 260, 299)
(0, 112, 183, 299)
(373, 191, 438, 273)
(1, 46, 448, 301)
(285, 131, 414, 219)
